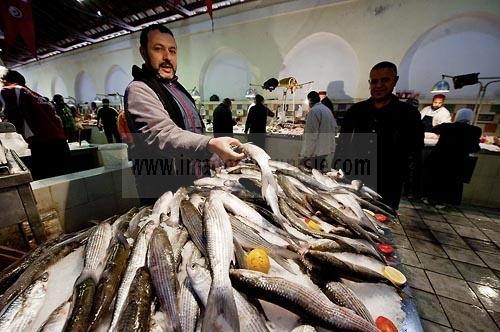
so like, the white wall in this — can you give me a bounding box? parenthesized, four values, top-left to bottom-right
(75, 71, 97, 104)
(16, 0, 500, 103)
(400, 12, 500, 99)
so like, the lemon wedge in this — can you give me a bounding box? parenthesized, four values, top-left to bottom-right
(306, 219, 322, 232)
(383, 266, 407, 286)
(245, 248, 270, 273)
(363, 208, 375, 216)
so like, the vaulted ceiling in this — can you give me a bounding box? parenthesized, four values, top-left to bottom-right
(0, 0, 253, 67)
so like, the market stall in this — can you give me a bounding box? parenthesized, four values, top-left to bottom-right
(0, 143, 423, 332)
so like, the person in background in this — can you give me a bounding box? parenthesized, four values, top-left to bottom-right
(319, 90, 334, 113)
(245, 94, 275, 150)
(0, 69, 70, 179)
(212, 98, 236, 138)
(53, 94, 77, 142)
(422, 108, 481, 208)
(96, 98, 121, 143)
(335, 61, 424, 210)
(301, 91, 337, 171)
(124, 24, 244, 203)
(420, 94, 451, 132)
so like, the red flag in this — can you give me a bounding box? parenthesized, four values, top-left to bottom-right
(204, 0, 213, 30)
(204, 0, 213, 19)
(0, 0, 37, 57)
(173, 0, 182, 6)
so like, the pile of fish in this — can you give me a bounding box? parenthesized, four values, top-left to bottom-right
(0, 143, 407, 332)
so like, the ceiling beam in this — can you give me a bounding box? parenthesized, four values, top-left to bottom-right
(165, 0, 192, 17)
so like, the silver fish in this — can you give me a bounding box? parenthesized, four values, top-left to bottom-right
(291, 325, 316, 332)
(178, 275, 200, 332)
(148, 227, 181, 332)
(128, 206, 152, 239)
(152, 191, 174, 216)
(323, 281, 374, 324)
(38, 298, 72, 332)
(202, 192, 239, 332)
(109, 222, 154, 331)
(180, 200, 207, 257)
(188, 263, 269, 332)
(80, 222, 112, 283)
(0, 272, 49, 331)
(229, 269, 378, 332)
(240, 143, 281, 218)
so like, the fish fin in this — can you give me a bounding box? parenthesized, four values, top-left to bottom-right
(271, 255, 296, 274)
(160, 213, 178, 227)
(202, 284, 240, 332)
(87, 219, 100, 225)
(233, 238, 247, 269)
(76, 269, 99, 285)
(271, 247, 301, 260)
(116, 232, 131, 250)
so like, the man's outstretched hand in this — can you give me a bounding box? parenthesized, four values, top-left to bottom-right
(207, 136, 245, 167)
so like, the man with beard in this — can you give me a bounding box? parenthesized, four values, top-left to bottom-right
(124, 24, 244, 203)
(420, 94, 451, 132)
(334, 61, 424, 210)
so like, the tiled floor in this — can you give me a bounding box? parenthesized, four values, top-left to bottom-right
(390, 199, 500, 332)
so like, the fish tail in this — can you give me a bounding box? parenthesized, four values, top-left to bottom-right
(202, 284, 240, 332)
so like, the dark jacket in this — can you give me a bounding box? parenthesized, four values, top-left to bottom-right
(335, 95, 424, 209)
(1, 85, 66, 144)
(424, 122, 481, 204)
(97, 105, 119, 128)
(212, 103, 236, 138)
(245, 103, 274, 134)
(124, 65, 211, 200)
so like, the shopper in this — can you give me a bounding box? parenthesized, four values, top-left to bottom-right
(335, 61, 424, 210)
(0, 69, 70, 180)
(420, 94, 451, 132)
(124, 24, 244, 203)
(212, 98, 236, 138)
(301, 91, 337, 171)
(319, 90, 334, 113)
(97, 98, 121, 143)
(53, 94, 78, 142)
(423, 108, 481, 208)
(244, 94, 275, 150)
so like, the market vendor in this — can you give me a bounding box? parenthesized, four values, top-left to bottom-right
(245, 94, 275, 150)
(124, 24, 244, 203)
(213, 98, 237, 138)
(335, 61, 424, 210)
(420, 94, 451, 132)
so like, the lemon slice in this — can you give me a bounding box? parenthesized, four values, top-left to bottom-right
(306, 219, 322, 232)
(363, 208, 375, 216)
(383, 266, 407, 286)
(245, 248, 270, 274)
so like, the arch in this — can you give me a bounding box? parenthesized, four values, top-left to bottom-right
(74, 71, 97, 104)
(201, 48, 252, 100)
(105, 65, 131, 96)
(51, 76, 69, 98)
(399, 12, 500, 99)
(279, 32, 359, 100)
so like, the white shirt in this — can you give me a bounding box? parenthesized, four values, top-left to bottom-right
(301, 102, 336, 157)
(420, 106, 451, 127)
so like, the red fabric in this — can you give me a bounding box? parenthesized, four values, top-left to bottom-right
(1, 85, 65, 144)
(204, 0, 213, 19)
(0, 0, 37, 57)
(117, 111, 133, 144)
(173, 0, 182, 6)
